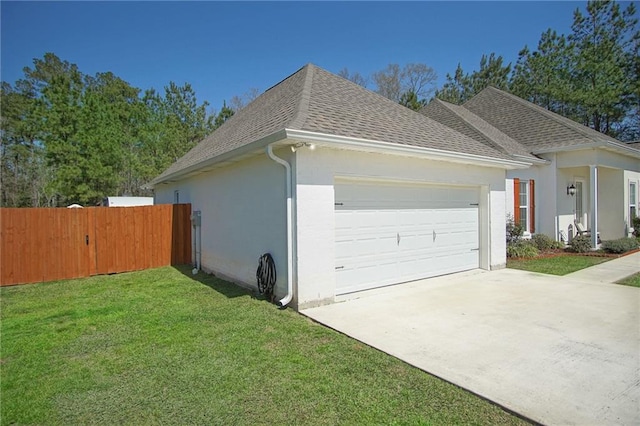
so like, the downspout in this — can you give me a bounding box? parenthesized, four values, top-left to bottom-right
(266, 145, 293, 308)
(191, 210, 202, 274)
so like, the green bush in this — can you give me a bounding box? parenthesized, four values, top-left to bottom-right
(601, 237, 640, 254)
(633, 216, 640, 237)
(531, 234, 564, 251)
(507, 240, 539, 258)
(568, 236, 593, 253)
(506, 214, 523, 244)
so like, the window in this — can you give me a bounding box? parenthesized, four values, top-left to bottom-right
(174, 190, 180, 204)
(631, 182, 637, 225)
(519, 181, 529, 231)
(513, 179, 535, 233)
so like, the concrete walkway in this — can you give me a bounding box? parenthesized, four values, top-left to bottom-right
(566, 251, 640, 284)
(302, 255, 640, 426)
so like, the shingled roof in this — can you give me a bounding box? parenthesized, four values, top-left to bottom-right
(152, 64, 517, 185)
(421, 98, 537, 160)
(464, 86, 621, 152)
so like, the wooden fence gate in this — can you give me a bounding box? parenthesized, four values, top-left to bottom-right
(0, 204, 192, 286)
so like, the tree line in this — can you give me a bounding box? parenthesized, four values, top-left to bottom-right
(1, 1, 636, 208)
(1, 53, 236, 207)
(344, 1, 638, 141)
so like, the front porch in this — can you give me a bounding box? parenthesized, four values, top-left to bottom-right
(554, 147, 640, 247)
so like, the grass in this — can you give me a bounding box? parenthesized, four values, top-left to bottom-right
(507, 255, 610, 275)
(0, 266, 526, 426)
(616, 272, 640, 288)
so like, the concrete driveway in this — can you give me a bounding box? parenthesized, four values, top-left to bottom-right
(302, 254, 640, 425)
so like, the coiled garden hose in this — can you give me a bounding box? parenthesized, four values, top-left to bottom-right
(256, 253, 276, 302)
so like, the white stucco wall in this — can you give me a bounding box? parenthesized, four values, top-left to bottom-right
(554, 145, 640, 241)
(294, 147, 507, 309)
(599, 168, 624, 240)
(506, 159, 559, 240)
(154, 153, 289, 298)
(557, 166, 590, 241)
(503, 148, 640, 243)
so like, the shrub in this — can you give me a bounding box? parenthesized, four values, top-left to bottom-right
(601, 237, 640, 254)
(568, 235, 592, 253)
(506, 240, 539, 258)
(506, 214, 523, 244)
(633, 216, 640, 237)
(531, 234, 564, 252)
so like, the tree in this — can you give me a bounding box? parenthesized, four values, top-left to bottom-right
(435, 54, 510, 104)
(1, 53, 217, 206)
(435, 63, 473, 104)
(30, 54, 86, 205)
(508, 1, 638, 139)
(0, 82, 53, 207)
(139, 82, 215, 182)
(79, 72, 146, 199)
(402, 63, 438, 101)
(229, 87, 261, 112)
(510, 30, 575, 115)
(213, 101, 234, 129)
(337, 68, 368, 87)
(620, 21, 640, 141)
(471, 53, 511, 93)
(373, 64, 402, 102)
(373, 63, 437, 107)
(399, 90, 425, 111)
(569, 0, 638, 136)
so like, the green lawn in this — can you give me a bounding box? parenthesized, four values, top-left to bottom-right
(617, 272, 640, 287)
(507, 255, 610, 275)
(1, 267, 525, 425)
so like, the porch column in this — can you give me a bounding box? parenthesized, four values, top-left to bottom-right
(590, 165, 598, 248)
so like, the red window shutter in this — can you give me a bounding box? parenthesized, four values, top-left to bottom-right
(513, 178, 520, 223)
(530, 180, 535, 233)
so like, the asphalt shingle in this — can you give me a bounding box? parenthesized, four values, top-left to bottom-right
(152, 64, 514, 184)
(464, 86, 620, 152)
(421, 99, 535, 159)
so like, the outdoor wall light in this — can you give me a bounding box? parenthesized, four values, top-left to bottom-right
(567, 184, 576, 196)
(290, 142, 316, 152)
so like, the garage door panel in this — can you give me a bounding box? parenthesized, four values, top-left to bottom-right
(336, 210, 395, 229)
(335, 181, 480, 295)
(335, 237, 396, 261)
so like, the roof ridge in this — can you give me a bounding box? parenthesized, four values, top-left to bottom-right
(288, 63, 315, 130)
(436, 98, 529, 156)
(476, 86, 616, 143)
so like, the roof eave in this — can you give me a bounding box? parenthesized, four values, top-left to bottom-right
(512, 154, 549, 165)
(147, 129, 288, 188)
(285, 129, 531, 170)
(533, 141, 640, 159)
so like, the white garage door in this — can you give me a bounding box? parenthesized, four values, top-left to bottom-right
(335, 180, 480, 294)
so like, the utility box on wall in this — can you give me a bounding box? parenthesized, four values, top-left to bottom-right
(191, 211, 201, 226)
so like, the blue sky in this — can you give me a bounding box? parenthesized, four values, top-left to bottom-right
(2, 1, 587, 111)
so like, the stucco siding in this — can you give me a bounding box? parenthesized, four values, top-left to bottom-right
(506, 163, 559, 239)
(599, 168, 624, 240)
(154, 153, 288, 297)
(295, 147, 506, 309)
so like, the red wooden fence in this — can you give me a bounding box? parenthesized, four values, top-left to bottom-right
(0, 204, 192, 286)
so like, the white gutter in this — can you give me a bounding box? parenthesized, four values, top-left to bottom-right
(265, 145, 293, 308)
(150, 129, 288, 188)
(285, 129, 531, 169)
(533, 141, 640, 159)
